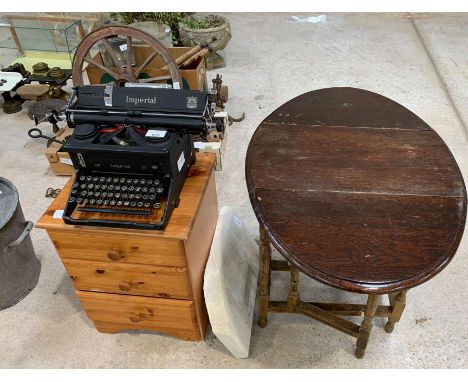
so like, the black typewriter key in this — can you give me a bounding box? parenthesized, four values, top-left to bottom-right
(99, 177, 105, 182)
(135, 186, 141, 193)
(133, 179, 139, 185)
(147, 179, 153, 186)
(79, 175, 86, 181)
(80, 183, 86, 189)
(128, 186, 134, 192)
(135, 194, 141, 200)
(113, 177, 119, 183)
(128, 194, 135, 200)
(87, 183, 94, 189)
(122, 193, 128, 199)
(89, 199, 96, 205)
(69, 197, 76, 203)
(94, 184, 100, 190)
(94, 192, 101, 198)
(114, 185, 121, 191)
(81, 190, 87, 197)
(115, 193, 121, 199)
(156, 187, 164, 194)
(86, 176, 92, 182)
(103, 200, 109, 206)
(126, 178, 132, 185)
(144, 202, 151, 208)
(121, 185, 127, 192)
(124, 201, 130, 207)
(101, 184, 107, 191)
(72, 181, 79, 188)
(139, 179, 146, 185)
(142, 194, 148, 200)
(149, 194, 155, 200)
(97, 199, 103, 205)
(71, 189, 78, 195)
(108, 185, 114, 191)
(108, 192, 114, 199)
(149, 187, 155, 194)
(142, 187, 148, 193)
(88, 191, 94, 197)
(83, 199, 89, 205)
(106, 177, 112, 183)
(117, 200, 123, 206)
(119, 177, 125, 183)
(137, 202, 144, 208)
(76, 198, 83, 204)
(153, 202, 161, 209)
(101, 192, 107, 198)
(130, 201, 137, 207)
(93, 176, 98, 182)
(109, 200, 116, 206)
(153, 180, 160, 186)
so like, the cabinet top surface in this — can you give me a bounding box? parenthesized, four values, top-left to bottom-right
(246, 87, 467, 294)
(36, 152, 216, 240)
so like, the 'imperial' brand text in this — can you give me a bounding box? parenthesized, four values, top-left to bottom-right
(125, 96, 157, 106)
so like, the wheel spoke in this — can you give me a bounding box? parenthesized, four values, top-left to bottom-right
(84, 56, 120, 80)
(134, 51, 158, 77)
(138, 75, 172, 83)
(125, 36, 133, 75)
(100, 38, 124, 74)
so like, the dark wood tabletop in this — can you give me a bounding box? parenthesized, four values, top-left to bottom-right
(246, 87, 467, 294)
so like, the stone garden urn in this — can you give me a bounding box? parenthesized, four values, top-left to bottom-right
(178, 15, 231, 69)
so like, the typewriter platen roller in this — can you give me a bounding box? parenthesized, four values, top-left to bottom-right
(61, 85, 225, 230)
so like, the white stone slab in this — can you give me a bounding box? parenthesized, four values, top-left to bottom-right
(204, 206, 259, 358)
(0, 72, 23, 92)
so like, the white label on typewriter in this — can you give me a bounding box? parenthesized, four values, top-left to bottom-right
(177, 151, 185, 172)
(119, 44, 127, 51)
(145, 129, 167, 138)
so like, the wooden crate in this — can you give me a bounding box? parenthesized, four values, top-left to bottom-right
(45, 126, 74, 176)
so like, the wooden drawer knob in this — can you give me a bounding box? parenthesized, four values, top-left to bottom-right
(107, 249, 123, 261)
(118, 281, 133, 292)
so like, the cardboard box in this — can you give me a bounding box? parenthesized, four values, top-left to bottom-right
(45, 127, 75, 176)
(86, 46, 208, 91)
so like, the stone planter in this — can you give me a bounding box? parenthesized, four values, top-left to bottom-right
(178, 15, 231, 69)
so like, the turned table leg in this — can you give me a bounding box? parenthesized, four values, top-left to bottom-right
(287, 265, 300, 309)
(385, 290, 407, 333)
(355, 294, 380, 358)
(258, 226, 272, 328)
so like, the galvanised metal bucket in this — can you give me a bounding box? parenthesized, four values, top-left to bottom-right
(0, 177, 40, 310)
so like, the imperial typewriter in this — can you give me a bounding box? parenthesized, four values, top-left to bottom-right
(59, 84, 225, 230)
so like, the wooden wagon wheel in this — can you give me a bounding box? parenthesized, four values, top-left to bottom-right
(72, 25, 182, 88)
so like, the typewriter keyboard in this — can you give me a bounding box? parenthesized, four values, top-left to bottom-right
(67, 174, 166, 216)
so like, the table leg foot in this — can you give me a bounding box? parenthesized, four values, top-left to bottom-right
(385, 290, 407, 334)
(355, 294, 379, 359)
(258, 226, 272, 328)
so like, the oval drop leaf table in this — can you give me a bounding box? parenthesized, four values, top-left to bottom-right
(245, 87, 466, 358)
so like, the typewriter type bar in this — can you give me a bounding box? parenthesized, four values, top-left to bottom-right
(62, 171, 175, 230)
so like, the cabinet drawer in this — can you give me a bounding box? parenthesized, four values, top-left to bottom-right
(76, 291, 200, 341)
(49, 231, 185, 267)
(63, 259, 191, 299)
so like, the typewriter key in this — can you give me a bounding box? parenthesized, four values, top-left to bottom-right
(149, 187, 155, 193)
(108, 185, 114, 191)
(124, 201, 130, 207)
(128, 186, 134, 192)
(147, 179, 153, 185)
(88, 191, 94, 197)
(72, 182, 79, 188)
(126, 178, 132, 184)
(135, 186, 141, 193)
(89, 199, 96, 205)
(153, 180, 160, 186)
(115, 193, 121, 199)
(71, 189, 78, 195)
(142, 187, 148, 193)
(156, 187, 164, 194)
(83, 199, 89, 205)
(106, 177, 112, 183)
(133, 179, 139, 184)
(87, 183, 94, 189)
(120, 178, 125, 184)
(94, 192, 101, 198)
(121, 186, 127, 192)
(144, 202, 151, 208)
(114, 185, 121, 191)
(79, 175, 86, 181)
(100, 177, 106, 182)
(108, 192, 114, 198)
(93, 177, 98, 182)
(101, 184, 107, 190)
(86, 176, 92, 182)
(135, 194, 141, 200)
(142, 194, 148, 200)
(137, 202, 144, 208)
(80, 184, 86, 189)
(122, 193, 128, 199)
(117, 201, 123, 206)
(113, 177, 119, 183)
(109, 200, 116, 206)
(103, 200, 109, 206)
(97, 199, 103, 205)
(76, 198, 83, 204)
(81, 191, 87, 197)
(139, 179, 146, 185)
(149, 194, 155, 200)
(69, 197, 76, 203)
(153, 202, 161, 209)
(130, 201, 137, 207)
(101, 192, 107, 198)
(128, 194, 135, 200)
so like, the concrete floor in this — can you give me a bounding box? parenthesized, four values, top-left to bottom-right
(0, 13, 467, 368)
